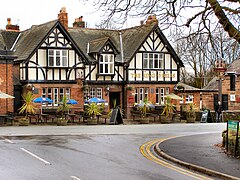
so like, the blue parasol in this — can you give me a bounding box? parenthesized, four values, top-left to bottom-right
(85, 97, 106, 104)
(135, 102, 155, 109)
(33, 97, 53, 114)
(67, 99, 78, 105)
(33, 97, 53, 103)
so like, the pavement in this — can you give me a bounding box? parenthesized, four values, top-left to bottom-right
(155, 133, 240, 180)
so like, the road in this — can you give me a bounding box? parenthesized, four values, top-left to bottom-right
(0, 123, 226, 180)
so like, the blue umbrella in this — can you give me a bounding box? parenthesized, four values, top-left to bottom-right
(86, 97, 106, 104)
(67, 99, 78, 105)
(33, 97, 53, 114)
(33, 97, 53, 103)
(135, 102, 155, 109)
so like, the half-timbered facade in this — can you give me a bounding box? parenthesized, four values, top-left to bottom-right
(0, 8, 184, 118)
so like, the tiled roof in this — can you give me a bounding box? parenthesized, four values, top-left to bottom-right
(0, 19, 183, 67)
(88, 37, 109, 53)
(68, 27, 121, 61)
(201, 77, 218, 91)
(13, 20, 58, 62)
(226, 57, 240, 74)
(174, 82, 201, 91)
(68, 24, 179, 64)
(0, 31, 20, 50)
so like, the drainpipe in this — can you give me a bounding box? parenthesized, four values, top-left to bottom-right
(119, 31, 124, 63)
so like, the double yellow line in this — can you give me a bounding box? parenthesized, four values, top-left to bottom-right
(140, 138, 213, 180)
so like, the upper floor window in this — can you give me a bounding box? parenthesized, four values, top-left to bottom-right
(99, 54, 114, 74)
(230, 75, 235, 91)
(48, 49, 68, 67)
(143, 53, 163, 69)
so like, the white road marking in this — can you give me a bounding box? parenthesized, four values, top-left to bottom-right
(20, 148, 51, 165)
(4, 138, 14, 144)
(70, 176, 81, 180)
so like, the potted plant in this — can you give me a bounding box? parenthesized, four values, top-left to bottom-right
(57, 95, 71, 126)
(85, 103, 102, 125)
(161, 97, 175, 123)
(186, 103, 196, 123)
(18, 92, 36, 126)
(137, 98, 151, 124)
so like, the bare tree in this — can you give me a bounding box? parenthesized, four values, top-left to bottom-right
(175, 28, 240, 88)
(89, 0, 240, 43)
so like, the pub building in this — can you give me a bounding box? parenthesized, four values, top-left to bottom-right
(0, 7, 184, 118)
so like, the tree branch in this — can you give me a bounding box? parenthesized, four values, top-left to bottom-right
(207, 0, 240, 43)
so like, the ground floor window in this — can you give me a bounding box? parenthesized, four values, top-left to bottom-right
(156, 87, 169, 104)
(186, 94, 194, 103)
(134, 88, 149, 103)
(84, 87, 103, 101)
(42, 87, 70, 106)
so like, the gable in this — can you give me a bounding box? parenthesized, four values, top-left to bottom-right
(139, 31, 168, 52)
(13, 20, 87, 63)
(41, 28, 72, 48)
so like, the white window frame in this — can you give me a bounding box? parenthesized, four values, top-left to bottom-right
(48, 49, 68, 67)
(143, 53, 163, 69)
(53, 88, 58, 106)
(156, 88, 159, 104)
(186, 94, 194, 103)
(96, 88, 102, 99)
(160, 88, 165, 104)
(99, 54, 114, 74)
(139, 88, 144, 102)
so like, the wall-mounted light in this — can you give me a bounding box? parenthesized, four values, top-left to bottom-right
(105, 86, 110, 96)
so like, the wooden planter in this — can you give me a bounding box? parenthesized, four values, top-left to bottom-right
(139, 117, 149, 124)
(186, 116, 196, 123)
(19, 118, 30, 126)
(56, 118, 68, 126)
(161, 114, 173, 124)
(87, 118, 98, 125)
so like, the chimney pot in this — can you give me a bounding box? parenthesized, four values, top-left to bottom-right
(73, 16, 85, 28)
(6, 18, 20, 32)
(58, 7, 68, 30)
(146, 15, 158, 25)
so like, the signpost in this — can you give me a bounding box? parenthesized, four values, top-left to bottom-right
(200, 110, 212, 123)
(109, 107, 123, 125)
(227, 120, 239, 156)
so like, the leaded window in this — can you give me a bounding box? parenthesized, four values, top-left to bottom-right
(48, 49, 68, 67)
(143, 53, 163, 69)
(99, 54, 114, 74)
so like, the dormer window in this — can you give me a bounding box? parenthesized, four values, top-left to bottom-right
(99, 54, 114, 74)
(48, 49, 68, 67)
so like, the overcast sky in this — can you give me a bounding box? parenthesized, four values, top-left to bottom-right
(0, 0, 98, 30)
(0, 0, 141, 31)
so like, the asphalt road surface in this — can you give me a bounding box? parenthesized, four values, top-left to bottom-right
(0, 123, 226, 180)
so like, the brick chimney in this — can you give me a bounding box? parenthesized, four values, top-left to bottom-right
(58, 7, 68, 30)
(73, 16, 85, 28)
(6, 18, 20, 32)
(146, 15, 158, 26)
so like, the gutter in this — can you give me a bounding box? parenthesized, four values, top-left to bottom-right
(10, 33, 21, 51)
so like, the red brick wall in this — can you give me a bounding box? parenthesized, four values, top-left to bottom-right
(0, 63, 14, 114)
(202, 92, 216, 111)
(125, 84, 176, 118)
